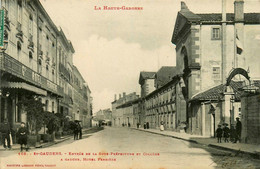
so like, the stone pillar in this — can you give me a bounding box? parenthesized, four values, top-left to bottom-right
(4, 98, 7, 120)
(0, 97, 2, 122)
(201, 103, 206, 136)
(12, 96, 16, 126)
(223, 92, 233, 125)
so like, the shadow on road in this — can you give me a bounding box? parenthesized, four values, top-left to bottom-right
(187, 139, 260, 169)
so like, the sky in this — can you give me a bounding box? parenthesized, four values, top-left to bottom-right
(40, 0, 260, 113)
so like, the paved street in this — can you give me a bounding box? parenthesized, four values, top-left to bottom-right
(1, 127, 259, 169)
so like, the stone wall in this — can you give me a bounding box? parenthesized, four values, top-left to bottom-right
(241, 94, 260, 144)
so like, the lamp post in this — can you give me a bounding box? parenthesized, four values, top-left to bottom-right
(230, 95, 235, 126)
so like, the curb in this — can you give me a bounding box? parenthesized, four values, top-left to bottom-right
(0, 127, 102, 152)
(208, 144, 260, 159)
(133, 128, 198, 144)
(131, 127, 260, 159)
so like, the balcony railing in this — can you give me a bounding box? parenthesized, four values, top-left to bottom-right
(0, 53, 61, 96)
(59, 63, 70, 81)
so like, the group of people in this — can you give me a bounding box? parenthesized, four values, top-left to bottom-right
(216, 117, 242, 143)
(73, 121, 82, 140)
(1, 119, 28, 152)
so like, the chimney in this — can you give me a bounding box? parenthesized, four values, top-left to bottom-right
(114, 94, 117, 101)
(119, 94, 121, 99)
(181, 1, 189, 11)
(123, 92, 126, 97)
(234, 0, 244, 22)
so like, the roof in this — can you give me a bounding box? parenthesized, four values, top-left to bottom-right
(172, 2, 260, 44)
(155, 66, 177, 88)
(73, 65, 86, 83)
(190, 81, 244, 101)
(197, 13, 260, 23)
(139, 71, 156, 85)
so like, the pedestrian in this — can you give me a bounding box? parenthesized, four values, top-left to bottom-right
(78, 122, 82, 139)
(1, 119, 11, 150)
(17, 122, 28, 152)
(146, 122, 149, 129)
(223, 123, 230, 143)
(234, 117, 242, 143)
(216, 124, 223, 143)
(73, 122, 79, 140)
(160, 121, 164, 131)
(144, 122, 146, 129)
(128, 123, 131, 127)
(230, 124, 236, 142)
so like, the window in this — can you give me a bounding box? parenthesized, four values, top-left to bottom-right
(212, 27, 220, 40)
(38, 59, 42, 74)
(213, 67, 220, 81)
(17, 41, 22, 51)
(52, 101, 55, 113)
(17, 0, 22, 23)
(29, 14, 33, 36)
(46, 65, 49, 78)
(52, 69, 55, 82)
(45, 100, 49, 111)
(29, 51, 33, 59)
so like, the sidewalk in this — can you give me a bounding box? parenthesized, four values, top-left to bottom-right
(0, 127, 98, 151)
(132, 127, 260, 159)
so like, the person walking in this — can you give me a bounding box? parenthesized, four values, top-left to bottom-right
(17, 122, 28, 152)
(78, 122, 82, 139)
(234, 117, 242, 143)
(230, 124, 236, 142)
(216, 124, 223, 143)
(160, 121, 164, 131)
(73, 122, 79, 140)
(1, 119, 11, 150)
(223, 123, 230, 143)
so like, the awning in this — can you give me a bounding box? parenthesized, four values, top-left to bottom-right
(0, 81, 47, 96)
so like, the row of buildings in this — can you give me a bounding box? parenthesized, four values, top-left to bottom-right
(111, 0, 260, 144)
(0, 0, 92, 131)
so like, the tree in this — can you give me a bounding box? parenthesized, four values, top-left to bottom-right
(17, 95, 44, 135)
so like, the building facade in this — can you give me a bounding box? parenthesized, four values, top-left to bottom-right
(139, 71, 156, 98)
(111, 92, 139, 127)
(171, 1, 260, 136)
(0, 0, 92, 132)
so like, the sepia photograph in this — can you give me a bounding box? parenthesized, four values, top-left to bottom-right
(0, 0, 260, 168)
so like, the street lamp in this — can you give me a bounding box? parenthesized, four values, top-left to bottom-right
(0, 89, 10, 98)
(230, 95, 235, 126)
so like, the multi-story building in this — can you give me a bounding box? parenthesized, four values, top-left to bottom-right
(111, 92, 139, 127)
(0, 0, 92, 131)
(139, 71, 156, 98)
(57, 28, 74, 119)
(154, 66, 177, 89)
(171, 0, 260, 136)
(95, 108, 112, 124)
(72, 66, 92, 127)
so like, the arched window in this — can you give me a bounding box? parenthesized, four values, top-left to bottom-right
(181, 47, 189, 70)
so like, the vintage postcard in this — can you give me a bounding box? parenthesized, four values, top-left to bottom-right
(0, 0, 260, 169)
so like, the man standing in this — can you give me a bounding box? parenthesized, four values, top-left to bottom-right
(18, 122, 28, 152)
(1, 119, 11, 150)
(234, 117, 242, 143)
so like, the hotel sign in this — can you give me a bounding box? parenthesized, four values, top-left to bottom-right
(0, 9, 4, 47)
